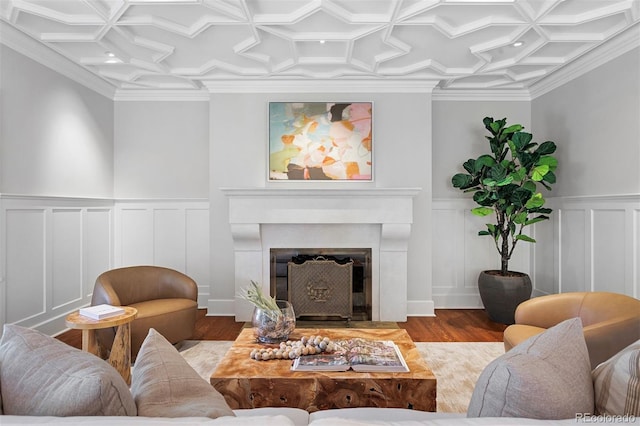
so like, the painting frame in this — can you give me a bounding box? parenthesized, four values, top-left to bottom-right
(268, 102, 373, 181)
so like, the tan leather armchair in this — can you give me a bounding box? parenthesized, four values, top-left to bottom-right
(91, 266, 198, 359)
(503, 291, 640, 369)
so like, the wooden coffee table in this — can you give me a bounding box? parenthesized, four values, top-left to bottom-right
(210, 328, 436, 412)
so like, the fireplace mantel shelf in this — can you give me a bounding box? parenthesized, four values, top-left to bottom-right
(221, 187, 422, 198)
(223, 186, 420, 321)
(222, 187, 420, 225)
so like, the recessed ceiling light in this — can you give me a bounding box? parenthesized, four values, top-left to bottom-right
(105, 58, 121, 64)
(105, 51, 116, 57)
(512, 41, 525, 48)
(319, 40, 326, 44)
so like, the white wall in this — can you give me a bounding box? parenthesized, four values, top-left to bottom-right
(1, 42, 638, 335)
(532, 47, 640, 299)
(114, 101, 209, 199)
(0, 46, 213, 334)
(0, 45, 114, 198)
(112, 101, 211, 305)
(209, 92, 433, 317)
(431, 100, 533, 306)
(0, 44, 115, 334)
(432, 100, 531, 199)
(532, 47, 640, 197)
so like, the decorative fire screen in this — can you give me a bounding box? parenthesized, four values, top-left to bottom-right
(288, 256, 353, 319)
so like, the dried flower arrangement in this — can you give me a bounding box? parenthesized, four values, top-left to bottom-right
(240, 280, 296, 343)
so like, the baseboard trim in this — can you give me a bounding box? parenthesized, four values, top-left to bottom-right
(407, 300, 436, 317)
(207, 299, 235, 317)
(433, 294, 484, 309)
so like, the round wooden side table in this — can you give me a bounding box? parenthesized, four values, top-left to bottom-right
(65, 306, 138, 384)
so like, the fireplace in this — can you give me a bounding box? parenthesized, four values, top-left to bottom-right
(222, 187, 420, 322)
(271, 248, 372, 320)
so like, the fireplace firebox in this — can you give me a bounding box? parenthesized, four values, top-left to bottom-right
(270, 248, 372, 321)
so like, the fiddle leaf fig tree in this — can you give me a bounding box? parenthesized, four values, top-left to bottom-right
(452, 117, 558, 276)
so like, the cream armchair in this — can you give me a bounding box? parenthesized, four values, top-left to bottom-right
(503, 291, 640, 369)
(91, 266, 198, 359)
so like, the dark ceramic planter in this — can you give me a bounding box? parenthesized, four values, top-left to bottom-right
(478, 270, 532, 325)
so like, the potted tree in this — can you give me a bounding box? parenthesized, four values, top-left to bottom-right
(451, 117, 558, 324)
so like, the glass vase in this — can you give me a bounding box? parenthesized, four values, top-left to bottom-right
(252, 300, 296, 344)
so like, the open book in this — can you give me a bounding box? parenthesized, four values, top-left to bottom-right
(291, 338, 409, 372)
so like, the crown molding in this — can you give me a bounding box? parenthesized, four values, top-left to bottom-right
(113, 89, 210, 102)
(529, 24, 640, 100)
(202, 79, 439, 94)
(432, 88, 531, 101)
(0, 22, 116, 99)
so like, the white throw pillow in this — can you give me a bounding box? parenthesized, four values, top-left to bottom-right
(467, 317, 594, 419)
(593, 339, 640, 416)
(131, 328, 235, 418)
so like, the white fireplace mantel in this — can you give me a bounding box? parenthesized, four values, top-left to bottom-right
(221, 187, 421, 321)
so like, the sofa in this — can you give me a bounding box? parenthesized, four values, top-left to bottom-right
(503, 291, 640, 369)
(1, 319, 638, 425)
(91, 265, 199, 359)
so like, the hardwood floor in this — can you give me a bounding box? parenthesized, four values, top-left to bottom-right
(400, 309, 506, 342)
(55, 309, 506, 349)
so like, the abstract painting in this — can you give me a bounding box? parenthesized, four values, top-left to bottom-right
(269, 102, 372, 181)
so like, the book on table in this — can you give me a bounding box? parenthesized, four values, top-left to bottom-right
(291, 338, 410, 372)
(79, 304, 125, 320)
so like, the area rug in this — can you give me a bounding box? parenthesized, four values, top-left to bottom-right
(178, 340, 504, 413)
(415, 342, 504, 412)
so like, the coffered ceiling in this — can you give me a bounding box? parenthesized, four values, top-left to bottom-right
(1, 0, 639, 96)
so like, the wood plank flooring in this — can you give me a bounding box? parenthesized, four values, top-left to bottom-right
(55, 309, 506, 349)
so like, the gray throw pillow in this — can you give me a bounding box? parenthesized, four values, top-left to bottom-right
(0, 324, 136, 416)
(131, 328, 235, 418)
(467, 317, 594, 419)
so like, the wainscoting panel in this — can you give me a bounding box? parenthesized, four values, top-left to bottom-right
(431, 199, 530, 308)
(559, 209, 588, 293)
(1, 197, 210, 336)
(5, 208, 46, 324)
(432, 207, 461, 289)
(185, 208, 210, 307)
(432, 201, 484, 308)
(51, 209, 83, 309)
(0, 195, 114, 335)
(118, 208, 154, 265)
(433, 195, 640, 308)
(531, 212, 556, 296)
(114, 200, 210, 307)
(85, 209, 113, 298)
(552, 196, 639, 297)
(592, 209, 626, 294)
(154, 208, 186, 271)
(1, 194, 635, 336)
